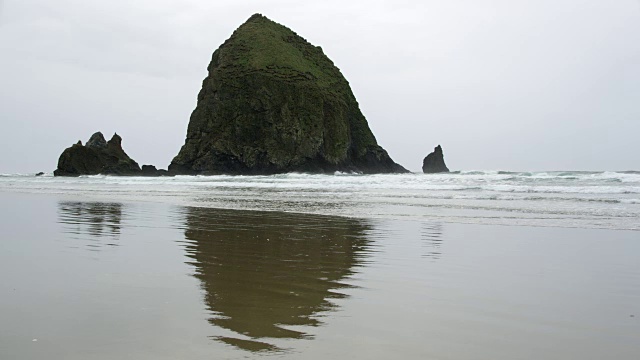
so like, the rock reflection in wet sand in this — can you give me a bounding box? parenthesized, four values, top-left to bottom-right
(421, 222, 443, 260)
(180, 207, 373, 352)
(57, 202, 124, 250)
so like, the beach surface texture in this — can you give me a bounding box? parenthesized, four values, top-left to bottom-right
(1, 171, 639, 359)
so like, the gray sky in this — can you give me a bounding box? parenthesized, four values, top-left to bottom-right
(1, 0, 639, 173)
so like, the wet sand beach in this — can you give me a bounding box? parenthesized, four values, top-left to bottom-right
(0, 191, 638, 359)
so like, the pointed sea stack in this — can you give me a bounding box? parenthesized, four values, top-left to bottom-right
(54, 132, 142, 176)
(169, 14, 407, 175)
(422, 145, 449, 173)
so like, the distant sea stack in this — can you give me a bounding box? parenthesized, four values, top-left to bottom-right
(54, 132, 148, 176)
(422, 145, 449, 173)
(169, 14, 407, 175)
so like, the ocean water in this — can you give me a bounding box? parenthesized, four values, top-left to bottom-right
(1, 172, 639, 359)
(1, 170, 639, 230)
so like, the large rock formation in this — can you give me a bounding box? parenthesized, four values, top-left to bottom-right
(422, 145, 450, 173)
(54, 132, 143, 176)
(169, 14, 407, 175)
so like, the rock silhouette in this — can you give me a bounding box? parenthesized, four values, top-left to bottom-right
(54, 132, 142, 176)
(422, 145, 449, 173)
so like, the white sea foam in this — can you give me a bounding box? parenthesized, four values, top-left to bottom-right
(621, 199, 640, 204)
(1, 171, 638, 230)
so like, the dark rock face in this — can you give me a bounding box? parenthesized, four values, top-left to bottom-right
(422, 145, 450, 173)
(141, 165, 158, 175)
(169, 14, 407, 175)
(54, 132, 142, 176)
(141, 165, 169, 176)
(86, 132, 108, 149)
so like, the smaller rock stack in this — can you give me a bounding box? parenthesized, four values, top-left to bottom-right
(54, 132, 143, 176)
(422, 145, 450, 173)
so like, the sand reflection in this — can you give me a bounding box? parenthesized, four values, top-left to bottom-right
(181, 207, 373, 352)
(421, 222, 444, 260)
(57, 201, 124, 250)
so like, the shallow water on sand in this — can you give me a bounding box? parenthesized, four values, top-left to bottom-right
(0, 192, 639, 359)
(1, 171, 639, 230)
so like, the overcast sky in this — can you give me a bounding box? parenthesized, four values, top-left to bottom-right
(1, 0, 639, 173)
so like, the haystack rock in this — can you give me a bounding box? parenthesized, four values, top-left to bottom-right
(169, 14, 407, 175)
(422, 145, 450, 173)
(54, 132, 142, 176)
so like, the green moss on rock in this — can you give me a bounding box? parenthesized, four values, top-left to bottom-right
(170, 14, 407, 174)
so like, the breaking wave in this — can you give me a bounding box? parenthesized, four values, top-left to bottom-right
(1, 170, 638, 230)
